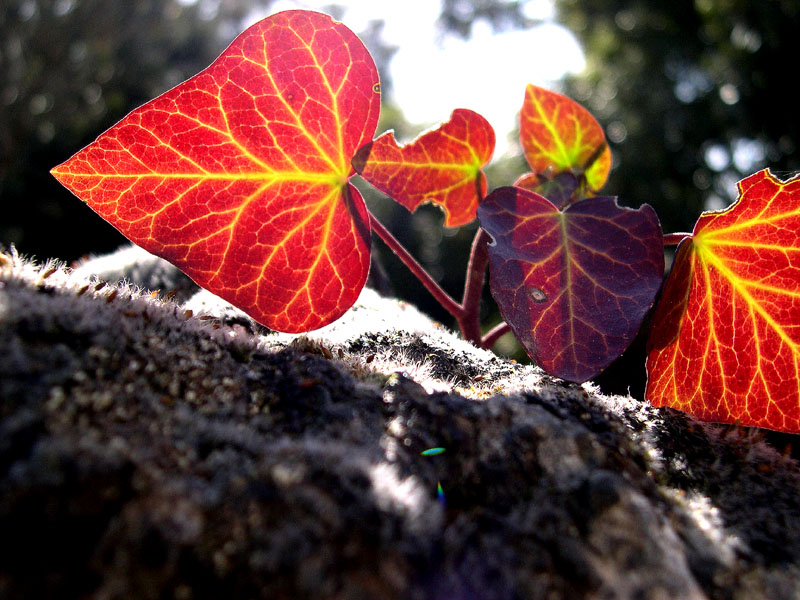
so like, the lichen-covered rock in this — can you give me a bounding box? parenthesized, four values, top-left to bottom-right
(2, 245, 800, 599)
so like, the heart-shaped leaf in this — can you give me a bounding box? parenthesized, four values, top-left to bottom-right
(479, 186, 664, 382)
(51, 10, 381, 332)
(519, 84, 611, 198)
(646, 169, 800, 432)
(353, 109, 495, 227)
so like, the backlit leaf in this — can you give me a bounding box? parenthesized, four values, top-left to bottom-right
(479, 186, 664, 382)
(519, 84, 611, 197)
(646, 169, 800, 432)
(352, 109, 495, 227)
(51, 10, 380, 332)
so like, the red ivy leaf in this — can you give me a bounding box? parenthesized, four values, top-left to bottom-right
(352, 109, 495, 227)
(478, 186, 664, 382)
(519, 84, 611, 197)
(646, 169, 800, 432)
(50, 10, 380, 332)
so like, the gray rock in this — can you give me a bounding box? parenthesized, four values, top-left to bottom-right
(2, 245, 800, 599)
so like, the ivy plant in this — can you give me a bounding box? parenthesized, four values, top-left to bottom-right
(51, 10, 800, 433)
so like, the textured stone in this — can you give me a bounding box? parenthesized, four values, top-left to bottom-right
(2, 245, 800, 599)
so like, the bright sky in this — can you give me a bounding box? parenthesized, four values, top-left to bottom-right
(250, 0, 584, 158)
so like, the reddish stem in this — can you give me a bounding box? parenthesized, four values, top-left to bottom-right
(368, 212, 498, 348)
(459, 227, 492, 343)
(368, 211, 462, 319)
(481, 321, 511, 349)
(663, 232, 691, 246)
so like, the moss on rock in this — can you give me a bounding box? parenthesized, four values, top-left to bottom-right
(2, 245, 800, 599)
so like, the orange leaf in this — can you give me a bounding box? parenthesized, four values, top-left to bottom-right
(51, 11, 381, 332)
(519, 84, 611, 195)
(646, 169, 800, 432)
(353, 109, 495, 227)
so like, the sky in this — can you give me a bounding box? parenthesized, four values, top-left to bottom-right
(250, 0, 584, 158)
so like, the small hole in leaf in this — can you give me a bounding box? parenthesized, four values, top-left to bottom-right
(529, 286, 547, 303)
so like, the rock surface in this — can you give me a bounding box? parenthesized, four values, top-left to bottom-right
(2, 244, 800, 600)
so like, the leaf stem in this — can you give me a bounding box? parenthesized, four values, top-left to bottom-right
(481, 321, 511, 349)
(368, 211, 503, 348)
(459, 227, 492, 343)
(663, 232, 691, 246)
(368, 211, 462, 319)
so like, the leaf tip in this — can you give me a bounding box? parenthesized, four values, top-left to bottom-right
(49, 161, 71, 186)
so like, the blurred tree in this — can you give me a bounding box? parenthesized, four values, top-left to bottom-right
(438, 0, 538, 37)
(555, 0, 800, 235)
